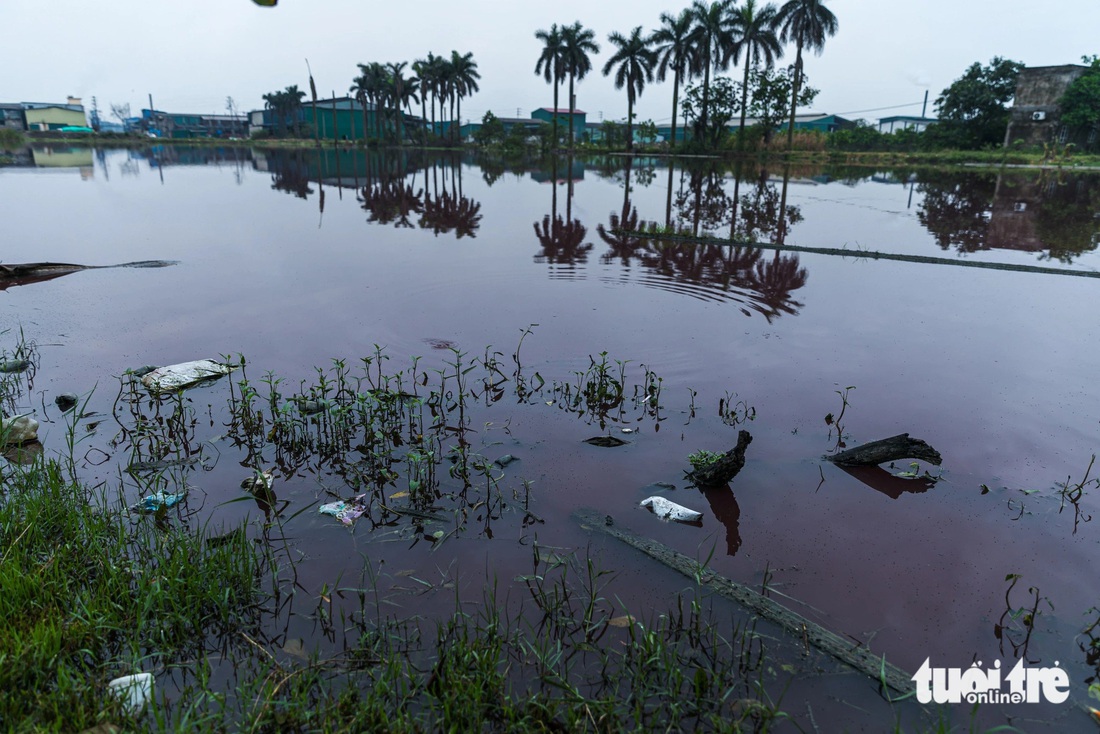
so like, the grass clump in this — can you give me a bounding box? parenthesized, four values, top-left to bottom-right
(0, 457, 261, 732)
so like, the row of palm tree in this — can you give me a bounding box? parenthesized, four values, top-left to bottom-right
(534, 0, 837, 153)
(350, 51, 480, 144)
(262, 85, 306, 137)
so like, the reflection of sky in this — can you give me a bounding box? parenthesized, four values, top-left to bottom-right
(4, 149, 1100, 722)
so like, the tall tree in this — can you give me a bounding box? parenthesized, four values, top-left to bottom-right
(352, 63, 387, 139)
(728, 0, 783, 151)
(602, 27, 658, 152)
(652, 9, 697, 150)
(561, 22, 600, 150)
(1060, 56, 1100, 150)
(535, 24, 566, 149)
(450, 50, 481, 144)
(775, 0, 838, 150)
(688, 0, 735, 144)
(932, 57, 1023, 149)
(412, 56, 432, 141)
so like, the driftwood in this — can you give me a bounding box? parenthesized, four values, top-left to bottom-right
(687, 430, 752, 487)
(0, 261, 176, 290)
(574, 508, 914, 694)
(827, 433, 941, 467)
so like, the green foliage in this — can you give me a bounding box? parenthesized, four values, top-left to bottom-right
(682, 76, 740, 147)
(473, 111, 506, 146)
(636, 118, 658, 145)
(683, 67, 818, 149)
(687, 449, 724, 471)
(826, 121, 928, 153)
(503, 121, 533, 155)
(1060, 55, 1100, 147)
(749, 66, 818, 145)
(932, 57, 1023, 149)
(0, 127, 25, 152)
(600, 119, 625, 150)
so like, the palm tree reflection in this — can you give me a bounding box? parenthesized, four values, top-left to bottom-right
(419, 155, 483, 238)
(534, 157, 593, 268)
(588, 160, 809, 320)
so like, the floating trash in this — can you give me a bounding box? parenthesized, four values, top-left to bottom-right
(640, 496, 703, 524)
(240, 471, 274, 494)
(1, 414, 38, 445)
(0, 359, 31, 374)
(130, 490, 187, 514)
(140, 359, 236, 394)
(107, 672, 153, 715)
(319, 495, 369, 526)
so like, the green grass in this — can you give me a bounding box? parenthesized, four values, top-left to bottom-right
(0, 458, 261, 732)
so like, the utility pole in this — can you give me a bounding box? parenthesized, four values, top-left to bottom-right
(921, 90, 929, 118)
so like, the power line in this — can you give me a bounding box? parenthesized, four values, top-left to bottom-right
(835, 101, 927, 116)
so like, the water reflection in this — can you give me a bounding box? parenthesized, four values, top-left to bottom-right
(533, 157, 593, 272)
(918, 170, 1100, 262)
(582, 157, 809, 319)
(418, 158, 482, 238)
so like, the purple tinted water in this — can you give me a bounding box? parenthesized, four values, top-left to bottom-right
(3, 146, 1099, 730)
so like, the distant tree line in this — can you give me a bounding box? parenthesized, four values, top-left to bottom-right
(261, 51, 480, 145)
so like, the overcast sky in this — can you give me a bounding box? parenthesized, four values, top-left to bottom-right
(6, 0, 1097, 126)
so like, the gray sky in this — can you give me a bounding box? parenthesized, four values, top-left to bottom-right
(6, 0, 1097, 126)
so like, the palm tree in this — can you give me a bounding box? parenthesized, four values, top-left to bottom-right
(688, 0, 735, 142)
(729, 0, 783, 151)
(560, 22, 600, 150)
(262, 90, 288, 136)
(283, 85, 306, 137)
(386, 62, 412, 143)
(435, 56, 457, 143)
(602, 27, 657, 153)
(775, 0, 838, 150)
(534, 24, 566, 149)
(412, 56, 432, 141)
(352, 63, 387, 139)
(450, 50, 481, 145)
(651, 9, 697, 150)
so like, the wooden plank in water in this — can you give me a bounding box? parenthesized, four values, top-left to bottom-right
(573, 507, 914, 695)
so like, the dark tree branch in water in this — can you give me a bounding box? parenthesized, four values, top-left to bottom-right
(827, 433, 942, 467)
(687, 430, 753, 487)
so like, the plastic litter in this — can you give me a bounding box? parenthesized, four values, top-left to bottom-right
(0, 359, 31, 374)
(319, 494, 368, 525)
(140, 359, 235, 394)
(240, 471, 274, 494)
(640, 496, 703, 524)
(130, 490, 187, 514)
(1, 414, 38, 445)
(107, 672, 153, 715)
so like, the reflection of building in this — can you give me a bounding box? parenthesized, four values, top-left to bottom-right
(30, 146, 95, 178)
(529, 159, 585, 184)
(1004, 65, 1090, 147)
(986, 173, 1099, 260)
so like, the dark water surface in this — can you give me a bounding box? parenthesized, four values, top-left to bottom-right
(4, 145, 1100, 730)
